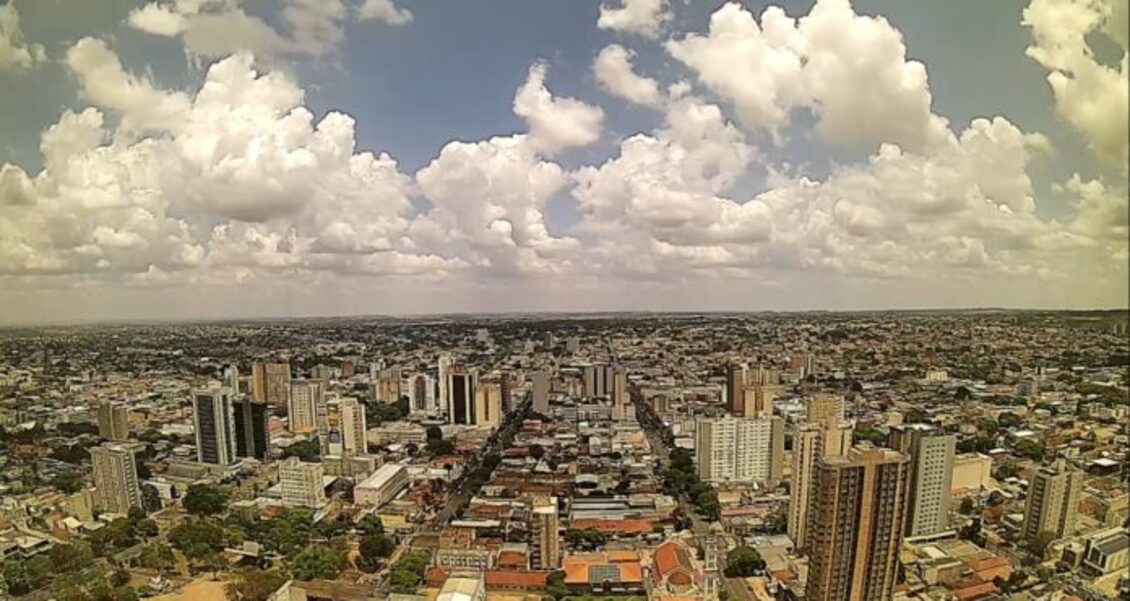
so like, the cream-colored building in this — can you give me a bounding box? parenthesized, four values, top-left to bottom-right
(1022, 458, 1083, 544)
(695, 415, 783, 485)
(354, 463, 408, 508)
(91, 443, 143, 516)
(951, 453, 992, 493)
(279, 457, 326, 508)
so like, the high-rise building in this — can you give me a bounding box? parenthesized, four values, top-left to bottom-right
(1022, 458, 1083, 544)
(805, 447, 911, 601)
(583, 364, 615, 398)
(279, 457, 326, 508)
(474, 380, 502, 427)
(788, 394, 855, 549)
(322, 397, 367, 457)
(224, 364, 241, 394)
(695, 416, 784, 484)
(447, 369, 477, 425)
(97, 401, 129, 441)
(532, 496, 560, 569)
(742, 384, 778, 418)
(889, 424, 956, 537)
(376, 367, 402, 403)
(289, 379, 325, 433)
(410, 374, 436, 414)
(788, 424, 824, 549)
(726, 364, 747, 415)
(437, 353, 454, 412)
(90, 443, 143, 516)
(610, 367, 630, 421)
(532, 370, 549, 415)
(193, 388, 236, 466)
(252, 362, 291, 406)
(233, 395, 270, 462)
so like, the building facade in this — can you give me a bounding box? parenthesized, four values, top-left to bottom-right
(91, 443, 143, 515)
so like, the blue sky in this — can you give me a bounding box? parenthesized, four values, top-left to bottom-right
(0, 0, 1126, 323)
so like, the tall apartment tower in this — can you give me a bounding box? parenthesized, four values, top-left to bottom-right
(322, 397, 367, 457)
(789, 394, 855, 549)
(447, 369, 477, 425)
(610, 367, 630, 421)
(532, 496, 561, 569)
(532, 370, 550, 415)
(437, 353, 454, 411)
(193, 388, 237, 466)
(726, 363, 747, 415)
(224, 364, 241, 394)
(97, 402, 130, 441)
(474, 381, 502, 427)
(788, 424, 824, 549)
(889, 424, 956, 537)
(90, 443, 143, 516)
(1022, 458, 1083, 544)
(805, 447, 911, 601)
(410, 374, 436, 414)
(252, 362, 291, 406)
(289, 379, 326, 433)
(233, 395, 270, 461)
(279, 457, 326, 508)
(583, 364, 615, 398)
(695, 416, 784, 484)
(742, 384, 776, 418)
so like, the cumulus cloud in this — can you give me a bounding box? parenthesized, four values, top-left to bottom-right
(1023, 0, 1128, 170)
(0, 41, 432, 282)
(597, 0, 671, 39)
(667, 0, 950, 150)
(126, 0, 349, 60)
(356, 0, 413, 25)
(513, 63, 605, 155)
(593, 44, 663, 108)
(65, 38, 192, 132)
(0, 3, 45, 71)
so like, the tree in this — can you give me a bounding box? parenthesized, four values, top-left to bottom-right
(289, 545, 345, 581)
(528, 444, 545, 460)
(169, 518, 226, 562)
(141, 483, 161, 513)
(53, 472, 85, 494)
(281, 439, 322, 462)
(545, 570, 569, 601)
(357, 534, 395, 572)
(724, 546, 766, 577)
(182, 484, 228, 516)
(110, 569, 130, 588)
(50, 542, 94, 573)
(387, 551, 431, 594)
(425, 426, 443, 442)
(138, 543, 175, 571)
(225, 570, 288, 601)
(357, 515, 385, 536)
(997, 412, 1023, 429)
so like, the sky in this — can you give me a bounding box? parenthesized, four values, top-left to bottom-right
(0, 0, 1126, 324)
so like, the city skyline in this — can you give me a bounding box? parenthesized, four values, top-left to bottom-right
(0, 0, 1126, 324)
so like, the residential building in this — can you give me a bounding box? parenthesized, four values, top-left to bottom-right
(252, 362, 291, 406)
(695, 415, 783, 484)
(448, 369, 476, 425)
(279, 457, 325, 508)
(322, 397, 367, 457)
(96, 401, 129, 441)
(805, 446, 911, 601)
(90, 443, 143, 516)
(532, 370, 549, 415)
(889, 423, 956, 537)
(1022, 458, 1084, 545)
(288, 379, 325, 433)
(532, 496, 560, 569)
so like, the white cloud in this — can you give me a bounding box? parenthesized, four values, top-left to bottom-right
(667, 0, 950, 151)
(1023, 0, 1128, 170)
(593, 44, 663, 108)
(513, 63, 605, 155)
(356, 0, 413, 25)
(0, 3, 45, 72)
(126, 0, 349, 61)
(66, 38, 193, 133)
(127, 3, 189, 36)
(597, 0, 671, 39)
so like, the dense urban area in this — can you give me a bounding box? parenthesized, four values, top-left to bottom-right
(0, 311, 1126, 601)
